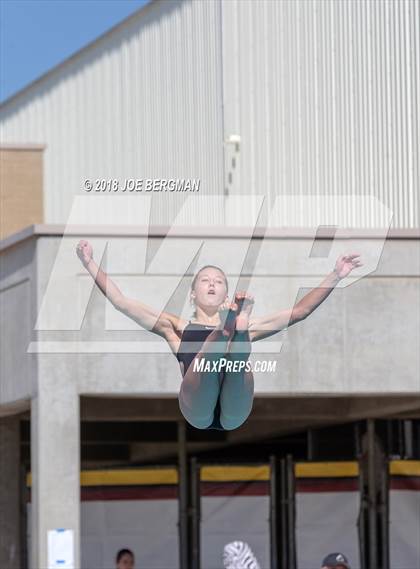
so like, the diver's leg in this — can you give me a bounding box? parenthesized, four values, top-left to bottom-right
(219, 293, 255, 430)
(219, 330, 254, 430)
(178, 304, 237, 429)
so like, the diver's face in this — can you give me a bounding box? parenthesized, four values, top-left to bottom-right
(117, 553, 134, 569)
(192, 268, 228, 310)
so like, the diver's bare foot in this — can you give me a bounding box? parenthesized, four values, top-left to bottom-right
(217, 300, 238, 338)
(234, 291, 254, 332)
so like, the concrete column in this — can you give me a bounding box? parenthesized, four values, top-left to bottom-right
(31, 367, 80, 569)
(0, 416, 20, 569)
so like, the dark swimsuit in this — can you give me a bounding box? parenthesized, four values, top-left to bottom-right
(176, 321, 225, 431)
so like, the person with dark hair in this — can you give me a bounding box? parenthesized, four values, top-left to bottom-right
(77, 241, 362, 431)
(116, 548, 134, 569)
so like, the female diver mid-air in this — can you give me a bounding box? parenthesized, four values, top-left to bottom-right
(76, 240, 362, 431)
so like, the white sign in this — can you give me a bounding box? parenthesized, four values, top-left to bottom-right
(48, 529, 74, 569)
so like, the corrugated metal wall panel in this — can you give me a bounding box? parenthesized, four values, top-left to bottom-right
(221, 0, 419, 228)
(0, 0, 225, 227)
(0, 0, 418, 229)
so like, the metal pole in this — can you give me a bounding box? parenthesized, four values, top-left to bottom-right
(398, 420, 404, 457)
(356, 423, 366, 569)
(355, 422, 362, 457)
(380, 458, 390, 569)
(357, 456, 367, 569)
(307, 429, 314, 461)
(403, 420, 413, 458)
(269, 455, 278, 569)
(177, 420, 189, 569)
(386, 420, 393, 457)
(20, 462, 28, 569)
(367, 419, 377, 569)
(286, 455, 296, 569)
(280, 459, 287, 569)
(190, 457, 200, 569)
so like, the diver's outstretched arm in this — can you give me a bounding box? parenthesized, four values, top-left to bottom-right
(76, 239, 185, 342)
(248, 253, 363, 342)
(76, 240, 124, 308)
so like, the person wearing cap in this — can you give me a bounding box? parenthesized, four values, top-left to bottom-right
(321, 552, 351, 569)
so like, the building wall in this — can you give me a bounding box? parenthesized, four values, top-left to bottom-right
(0, 147, 44, 240)
(0, 237, 37, 411)
(0, 0, 418, 228)
(0, 0, 225, 226)
(221, 0, 419, 228)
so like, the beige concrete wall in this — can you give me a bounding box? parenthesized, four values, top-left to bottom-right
(0, 146, 44, 240)
(1, 227, 419, 410)
(0, 236, 37, 411)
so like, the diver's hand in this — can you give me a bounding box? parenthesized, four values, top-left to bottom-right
(76, 239, 93, 268)
(333, 253, 363, 279)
